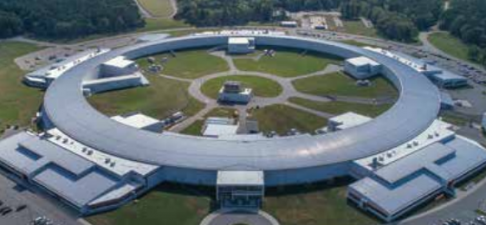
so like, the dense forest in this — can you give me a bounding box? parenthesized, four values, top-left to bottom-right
(0, 0, 144, 39)
(439, 0, 486, 65)
(176, 0, 442, 42)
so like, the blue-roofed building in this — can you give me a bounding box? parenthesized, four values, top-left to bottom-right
(348, 136, 486, 221)
(0, 132, 161, 214)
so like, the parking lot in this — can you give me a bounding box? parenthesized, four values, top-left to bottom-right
(0, 166, 85, 225)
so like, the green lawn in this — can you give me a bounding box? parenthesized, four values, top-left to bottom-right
(439, 111, 471, 127)
(233, 47, 342, 77)
(88, 75, 204, 119)
(289, 97, 393, 118)
(138, 0, 174, 18)
(87, 183, 212, 225)
(136, 18, 192, 33)
(138, 49, 229, 79)
(180, 107, 238, 136)
(292, 72, 397, 98)
(249, 104, 327, 135)
(0, 42, 44, 131)
(264, 178, 378, 225)
(342, 20, 378, 38)
(201, 75, 282, 99)
(428, 32, 471, 62)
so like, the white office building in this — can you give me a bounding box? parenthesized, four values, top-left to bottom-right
(218, 81, 253, 104)
(344, 56, 382, 79)
(228, 37, 255, 54)
(111, 113, 164, 133)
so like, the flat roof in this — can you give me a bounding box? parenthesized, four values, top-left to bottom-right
(112, 113, 160, 129)
(203, 124, 238, 137)
(229, 37, 251, 44)
(217, 171, 264, 186)
(103, 56, 134, 68)
(330, 112, 372, 130)
(346, 56, 380, 67)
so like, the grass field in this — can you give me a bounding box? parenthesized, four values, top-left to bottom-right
(249, 104, 327, 135)
(138, 0, 174, 18)
(342, 20, 378, 38)
(136, 18, 191, 33)
(428, 32, 471, 62)
(88, 75, 204, 119)
(138, 49, 229, 79)
(292, 72, 397, 98)
(201, 75, 282, 99)
(264, 177, 378, 225)
(233, 47, 342, 77)
(87, 183, 213, 225)
(180, 107, 237, 136)
(289, 97, 393, 118)
(0, 42, 44, 131)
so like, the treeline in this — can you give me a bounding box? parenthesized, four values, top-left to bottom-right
(176, 0, 346, 27)
(0, 0, 144, 39)
(340, 0, 442, 42)
(440, 0, 486, 65)
(176, 0, 442, 42)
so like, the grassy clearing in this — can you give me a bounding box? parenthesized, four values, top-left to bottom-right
(137, 18, 191, 33)
(264, 177, 378, 225)
(138, 49, 229, 79)
(289, 97, 393, 118)
(428, 32, 471, 62)
(249, 104, 327, 135)
(201, 75, 282, 99)
(180, 107, 238, 136)
(87, 183, 213, 225)
(0, 42, 44, 131)
(292, 72, 397, 98)
(233, 47, 342, 77)
(439, 111, 471, 127)
(138, 0, 174, 18)
(342, 20, 378, 38)
(88, 75, 204, 119)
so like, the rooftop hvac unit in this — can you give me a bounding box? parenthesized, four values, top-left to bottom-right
(105, 158, 111, 164)
(110, 162, 116, 167)
(82, 147, 87, 153)
(87, 150, 93, 155)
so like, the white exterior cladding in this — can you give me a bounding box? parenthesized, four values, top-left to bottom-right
(344, 56, 382, 79)
(42, 32, 442, 187)
(228, 37, 255, 54)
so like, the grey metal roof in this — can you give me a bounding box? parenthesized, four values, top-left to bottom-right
(42, 34, 441, 171)
(349, 136, 486, 215)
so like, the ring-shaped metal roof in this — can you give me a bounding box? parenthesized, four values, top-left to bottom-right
(43, 34, 440, 171)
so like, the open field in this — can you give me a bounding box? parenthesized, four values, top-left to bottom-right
(201, 75, 282, 99)
(88, 75, 204, 119)
(0, 42, 44, 131)
(233, 47, 342, 77)
(292, 72, 397, 98)
(180, 107, 238, 136)
(138, 49, 229, 79)
(289, 97, 393, 118)
(342, 20, 378, 38)
(264, 177, 378, 225)
(136, 18, 191, 33)
(87, 183, 213, 225)
(249, 104, 327, 135)
(428, 32, 471, 63)
(138, 0, 174, 18)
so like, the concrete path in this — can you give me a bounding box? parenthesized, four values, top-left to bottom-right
(160, 51, 396, 132)
(200, 209, 279, 225)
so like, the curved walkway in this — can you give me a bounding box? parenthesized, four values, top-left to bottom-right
(161, 50, 397, 131)
(200, 209, 279, 225)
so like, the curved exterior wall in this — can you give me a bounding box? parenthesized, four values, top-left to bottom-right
(42, 34, 441, 186)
